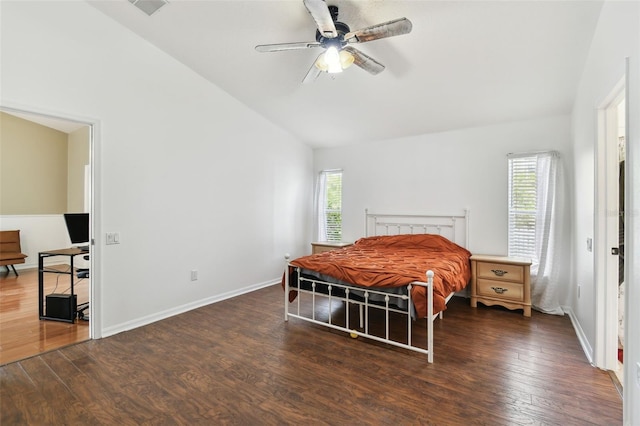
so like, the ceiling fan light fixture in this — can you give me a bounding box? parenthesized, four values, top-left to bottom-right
(324, 46, 342, 73)
(315, 47, 354, 73)
(314, 54, 328, 71)
(339, 49, 355, 69)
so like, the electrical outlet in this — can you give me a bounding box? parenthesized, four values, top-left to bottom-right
(190, 270, 198, 281)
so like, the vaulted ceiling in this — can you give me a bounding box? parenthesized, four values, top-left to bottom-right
(89, 0, 603, 148)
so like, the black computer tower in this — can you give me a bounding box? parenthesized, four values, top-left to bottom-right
(46, 294, 77, 321)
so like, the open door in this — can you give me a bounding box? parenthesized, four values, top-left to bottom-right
(594, 79, 625, 374)
(614, 98, 626, 385)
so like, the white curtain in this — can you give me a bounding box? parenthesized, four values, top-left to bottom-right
(530, 151, 565, 315)
(316, 171, 328, 241)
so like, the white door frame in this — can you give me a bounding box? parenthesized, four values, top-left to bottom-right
(594, 78, 625, 370)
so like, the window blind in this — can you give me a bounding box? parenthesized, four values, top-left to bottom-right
(508, 155, 537, 258)
(317, 170, 343, 242)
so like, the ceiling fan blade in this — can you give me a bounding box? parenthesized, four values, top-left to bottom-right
(302, 54, 324, 84)
(255, 41, 322, 52)
(303, 0, 338, 38)
(344, 46, 385, 75)
(345, 18, 413, 44)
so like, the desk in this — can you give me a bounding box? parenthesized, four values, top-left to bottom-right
(38, 247, 89, 322)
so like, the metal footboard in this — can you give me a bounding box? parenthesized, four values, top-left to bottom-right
(284, 257, 435, 363)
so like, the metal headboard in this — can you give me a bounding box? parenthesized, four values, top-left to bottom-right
(364, 209, 470, 248)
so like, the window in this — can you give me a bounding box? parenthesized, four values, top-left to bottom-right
(507, 151, 564, 315)
(508, 155, 538, 259)
(316, 169, 343, 242)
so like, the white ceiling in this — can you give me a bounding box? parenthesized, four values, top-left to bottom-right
(89, 0, 603, 148)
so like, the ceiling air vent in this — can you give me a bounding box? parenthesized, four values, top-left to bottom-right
(128, 0, 168, 16)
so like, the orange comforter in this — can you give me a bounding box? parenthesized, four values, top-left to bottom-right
(287, 234, 471, 318)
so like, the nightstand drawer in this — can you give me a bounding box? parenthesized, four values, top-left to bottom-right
(311, 241, 353, 254)
(477, 262, 524, 283)
(476, 279, 524, 302)
(313, 245, 340, 254)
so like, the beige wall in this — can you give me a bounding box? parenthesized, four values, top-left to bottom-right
(0, 112, 89, 215)
(67, 126, 90, 212)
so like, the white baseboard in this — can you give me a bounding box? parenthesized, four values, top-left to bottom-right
(562, 304, 594, 365)
(101, 279, 279, 338)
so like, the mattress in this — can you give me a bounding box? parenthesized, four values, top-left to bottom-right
(286, 233, 472, 317)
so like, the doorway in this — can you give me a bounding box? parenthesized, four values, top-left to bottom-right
(0, 106, 96, 364)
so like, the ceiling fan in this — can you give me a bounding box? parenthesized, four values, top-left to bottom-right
(255, 0, 412, 83)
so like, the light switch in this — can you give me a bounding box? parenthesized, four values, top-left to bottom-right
(106, 232, 120, 245)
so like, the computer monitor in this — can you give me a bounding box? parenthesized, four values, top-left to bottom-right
(63, 213, 89, 250)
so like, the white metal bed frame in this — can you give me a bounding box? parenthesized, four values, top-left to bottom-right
(284, 209, 469, 363)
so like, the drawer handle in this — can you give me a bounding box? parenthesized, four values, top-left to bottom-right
(491, 287, 508, 294)
(491, 269, 508, 277)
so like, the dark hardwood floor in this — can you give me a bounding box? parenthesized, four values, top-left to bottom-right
(1, 284, 621, 425)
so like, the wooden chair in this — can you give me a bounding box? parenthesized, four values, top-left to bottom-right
(0, 230, 28, 276)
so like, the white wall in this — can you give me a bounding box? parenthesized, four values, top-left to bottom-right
(0, 1, 313, 335)
(315, 115, 571, 250)
(572, 2, 640, 422)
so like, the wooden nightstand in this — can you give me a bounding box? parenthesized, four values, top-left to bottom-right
(311, 241, 353, 254)
(470, 255, 532, 317)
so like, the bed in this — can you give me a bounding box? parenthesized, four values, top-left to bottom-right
(283, 210, 471, 362)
